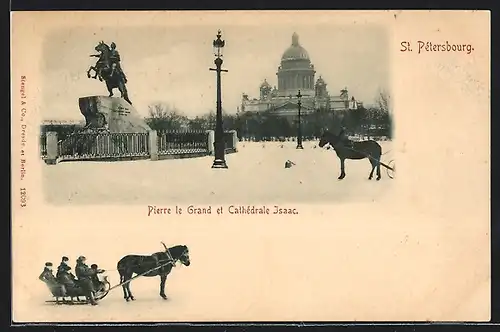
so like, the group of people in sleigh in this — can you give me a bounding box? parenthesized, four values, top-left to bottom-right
(39, 255, 105, 305)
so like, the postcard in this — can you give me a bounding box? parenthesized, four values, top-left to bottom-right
(11, 10, 490, 322)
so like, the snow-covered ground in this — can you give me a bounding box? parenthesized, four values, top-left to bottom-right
(14, 139, 490, 322)
(13, 207, 489, 322)
(42, 140, 394, 205)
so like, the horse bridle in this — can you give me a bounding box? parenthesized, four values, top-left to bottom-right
(161, 242, 189, 267)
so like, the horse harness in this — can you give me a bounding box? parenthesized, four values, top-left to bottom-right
(141, 248, 189, 269)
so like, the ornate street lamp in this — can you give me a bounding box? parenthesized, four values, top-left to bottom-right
(296, 90, 304, 149)
(210, 30, 228, 168)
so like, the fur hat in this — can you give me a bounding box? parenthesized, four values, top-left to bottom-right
(45, 262, 53, 267)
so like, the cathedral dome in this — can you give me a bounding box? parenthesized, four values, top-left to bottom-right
(281, 32, 310, 62)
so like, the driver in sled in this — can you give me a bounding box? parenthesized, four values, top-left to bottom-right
(75, 256, 103, 305)
(338, 126, 353, 148)
(90, 264, 106, 291)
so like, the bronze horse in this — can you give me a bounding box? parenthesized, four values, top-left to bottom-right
(319, 131, 382, 180)
(117, 243, 190, 302)
(87, 41, 132, 105)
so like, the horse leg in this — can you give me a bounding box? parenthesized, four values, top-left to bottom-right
(160, 274, 167, 300)
(376, 156, 382, 180)
(87, 67, 93, 78)
(120, 84, 132, 105)
(368, 159, 376, 180)
(338, 158, 346, 180)
(106, 81, 114, 97)
(120, 271, 131, 301)
(121, 282, 129, 301)
(126, 276, 135, 301)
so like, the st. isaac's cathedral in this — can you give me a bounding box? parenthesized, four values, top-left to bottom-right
(240, 33, 362, 118)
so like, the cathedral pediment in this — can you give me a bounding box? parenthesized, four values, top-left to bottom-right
(272, 100, 313, 111)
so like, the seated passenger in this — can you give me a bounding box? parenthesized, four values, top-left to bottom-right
(39, 262, 66, 296)
(90, 264, 105, 290)
(75, 256, 98, 305)
(57, 256, 76, 281)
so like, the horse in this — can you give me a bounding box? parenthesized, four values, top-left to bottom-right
(318, 130, 382, 180)
(87, 41, 132, 105)
(116, 243, 190, 302)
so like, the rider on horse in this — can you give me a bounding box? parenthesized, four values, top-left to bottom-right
(89, 41, 127, 83)
(109, 42, 127, 83)
(338, 126, 353, 148)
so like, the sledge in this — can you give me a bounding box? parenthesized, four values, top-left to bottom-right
(44, 274, 111, 305)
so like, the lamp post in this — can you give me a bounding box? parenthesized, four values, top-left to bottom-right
(210, 30, 228, 169)
(296, 90, 304, 149)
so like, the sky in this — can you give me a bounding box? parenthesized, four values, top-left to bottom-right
(41, 23, 389, 120)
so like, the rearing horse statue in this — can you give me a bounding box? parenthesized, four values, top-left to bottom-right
(87, 41, 132, 105)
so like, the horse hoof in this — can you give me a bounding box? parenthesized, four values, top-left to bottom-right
(125, 298, 130, 302)
(130, 296, 135, 301)
(160, 295, 167, 300)
(376, 177, 381, 181)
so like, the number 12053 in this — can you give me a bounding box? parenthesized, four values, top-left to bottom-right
(20, 188, 27, 207)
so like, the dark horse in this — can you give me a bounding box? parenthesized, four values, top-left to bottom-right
(318, 131, 382, 180)
(87, 41, 132, 105)
(117, 243, 190, 302)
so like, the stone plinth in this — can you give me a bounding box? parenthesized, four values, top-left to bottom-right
(79, 96, 151, 133)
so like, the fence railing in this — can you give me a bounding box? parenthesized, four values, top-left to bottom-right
(40, 134, 48, 159)
(157, 130, 209, 155)
(42, 129, 238, 163)
(57, 132, 150, 160)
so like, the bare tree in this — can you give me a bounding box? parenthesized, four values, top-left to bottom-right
(376, 89, 391, 114)
(145, 102, 188, 131)
(375, 89, 393, 139)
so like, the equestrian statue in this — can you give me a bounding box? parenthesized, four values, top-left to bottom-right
(87, 41, 132, 105)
